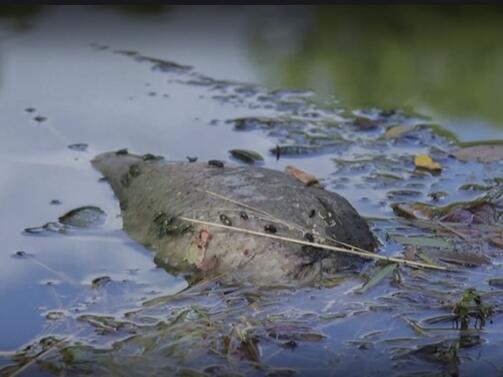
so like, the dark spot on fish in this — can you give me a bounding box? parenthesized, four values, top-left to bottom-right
(50, 199, 61, 205)
(129, 164, 141, 177)
(264, 224, 277, 234)
(219, 214, 232, 226)
(186, 156, 198, 163)
(209, 160, 224, 168)
(304, 233, 314, 242)
(153, 212, 168, 224)
(116, 148, 128, 156)
(120, 200, 128, 211)
(308, 209, 315, 218)
(120, 172, 131, 187)
(240, 211, 249, 220)
(33, 116, 46, 123)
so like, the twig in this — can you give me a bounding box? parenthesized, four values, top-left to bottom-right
(8, 328, 84, 377)
(435, 221, 468, 240)
(179, 217, 447, 271)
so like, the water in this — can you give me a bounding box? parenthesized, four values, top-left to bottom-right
(1, 6, 503, 376)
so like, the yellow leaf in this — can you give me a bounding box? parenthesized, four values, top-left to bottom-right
(414, 154, 442, 172)
(384, 125, 415, 139)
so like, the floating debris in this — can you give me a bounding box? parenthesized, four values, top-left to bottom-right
(58, 206, 106, 228)
(33, 116, 47, 123)
(50, 199, 62, 205)
(414, 154, 442, 172)
(384, 125, 415, 139)
(142, 153, 163, 161)
(186, 156, 198, 163)
(285, 165, 321, 188)
(208, 160, 224, 168)
(229, 149, 264, 164)
(452, 144, 503, 163)
(91, 276, 112, 289)
(67, 143, 88, 152)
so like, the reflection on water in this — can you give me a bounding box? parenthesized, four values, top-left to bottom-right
(0, 5, 503, 377)
(253, 5, 503, 140)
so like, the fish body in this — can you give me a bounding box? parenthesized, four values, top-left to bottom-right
(92, 151, 376, 286)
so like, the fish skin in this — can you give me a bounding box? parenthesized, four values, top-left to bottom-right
(92, 151, 377, 286)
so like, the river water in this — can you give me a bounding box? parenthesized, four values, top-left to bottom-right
(1, 6, 503, 377)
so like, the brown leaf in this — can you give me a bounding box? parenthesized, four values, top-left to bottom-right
(384, 125, 415, 139)
(452, 144, 503, 163)
(403, 245, 417, 260)
(391, 202, 434, 220)
(490, 237, 503, 249)
(285, 165, 322, 188)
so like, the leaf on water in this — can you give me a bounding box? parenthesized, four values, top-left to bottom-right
(403, 245, 417, 261)
(229, 149, 264, 164)
(488, 278, 503, 288)
(452, 144, 503, 163)
(384, 125, 415, 139)
(438, 250, 490, 267)
(391, 202, 434, 220)
(490, 237, 503, 249)
(393, 236, 452, 249)
(414, 154, 442, 172)
(58, 206, 106, 228)
(355, 263, 397, 293)
(285, 165, 321, 188)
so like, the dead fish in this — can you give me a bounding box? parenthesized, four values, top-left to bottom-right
(92, 151, 376, 286)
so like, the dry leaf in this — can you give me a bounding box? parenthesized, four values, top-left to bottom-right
(415, 154, 442, 172)
(391, 202, 434, 220)
(490, 237, 503, 249)
(451, 144, 503, 163)
(403, 245, 417, 260)
(384, 125, 415, 139)
(285, 165, 321, 188)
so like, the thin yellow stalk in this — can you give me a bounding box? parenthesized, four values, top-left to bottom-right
(179, 216, 447, 271)
(201, 189, 376, 256)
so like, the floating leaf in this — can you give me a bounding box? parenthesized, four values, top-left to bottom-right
(58, 206, 106, 228)
(488, 278, 503, 288)
(415, 154, 442, 172)
(355, 263, 397, 293)
(393, 236, 452, 249)
(384, 125, 415, 139)
(391, 202, 434, 220)
(285, 165, 321, 188)
(452, 144, 503, 163)
(490, 237, 503, 249)
(229, 149, 264, 164)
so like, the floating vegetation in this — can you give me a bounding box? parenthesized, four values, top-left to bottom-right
(229, 149, 264, 164)
(58, 206, 106, 228)
(67, 143, 88, 152)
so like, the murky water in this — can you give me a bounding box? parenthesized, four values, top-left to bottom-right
(1, 6, 503, 377)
